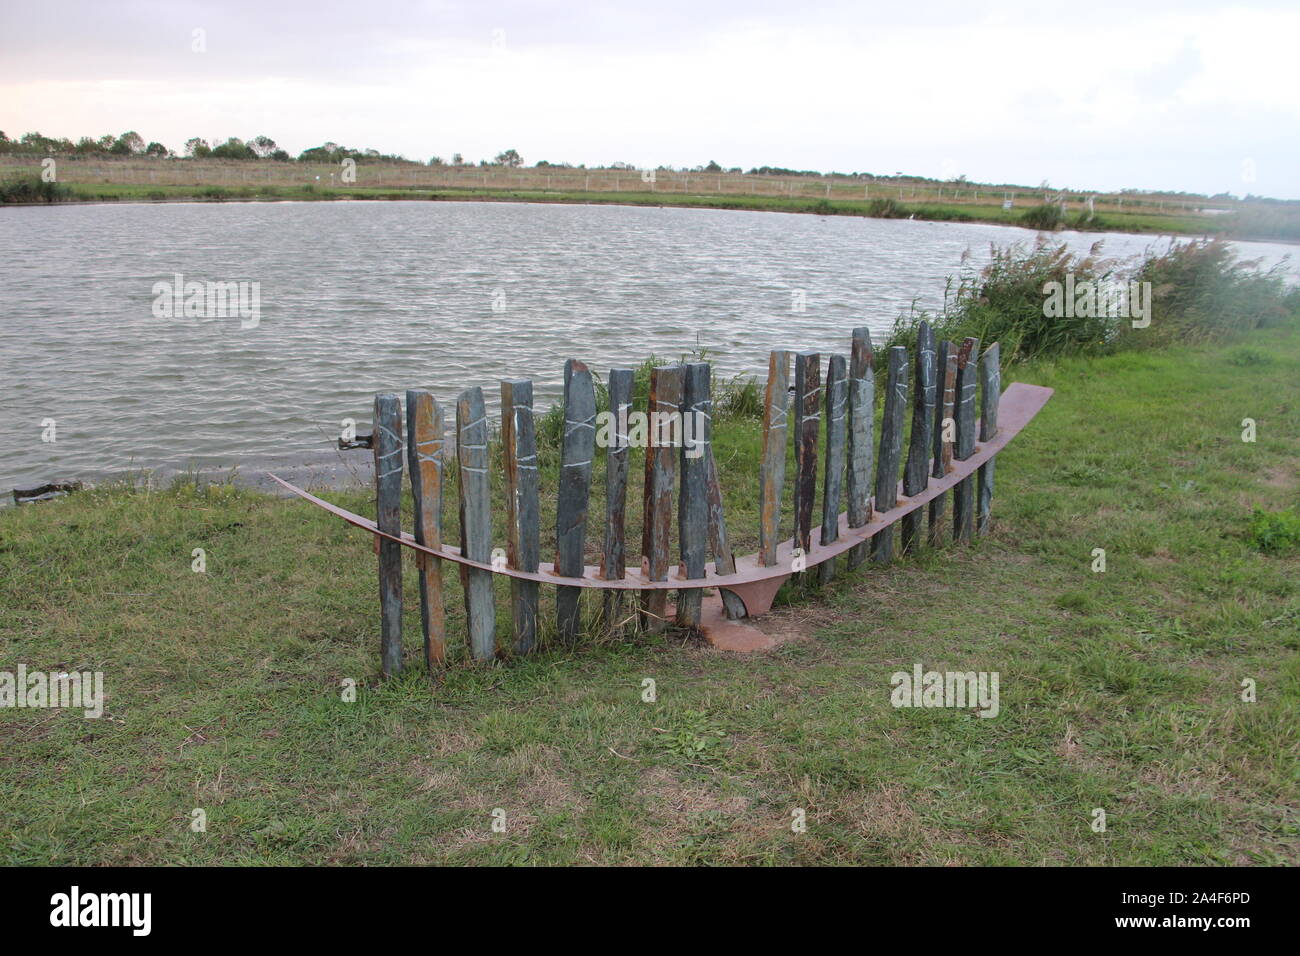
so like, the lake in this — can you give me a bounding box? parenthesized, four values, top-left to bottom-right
(1, 200, 1295, 496)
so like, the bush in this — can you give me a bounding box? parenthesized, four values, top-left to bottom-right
(887, 237, 1299, 364)
(0, 176, 71, 203)
(1247, 507, 1300, 555)
(1021, 202, 1065, 231)
(887, 240, 1122, 362)
(868, 198, 907, 218)
(1115, 238, 1297, 347)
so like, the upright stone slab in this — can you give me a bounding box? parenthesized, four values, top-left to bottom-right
(705, 447, 747, 619)
(501, 379, 540, 654)
(977, 342, 1001, 536)
(793, 351, 821, 564)
(901, 322, 937, 553)
(640, 364, 682, 631)
(818, 354, 848, 585)
(373, 393, 404, 677)
(952, 337, 981, 543)
(871, 346, 908, 564)
(845, 328, 875, 570)
(928, 342, 958, 548)
(556, 359, 596, 642)
(457, 386, 496, 661)
(601, 368, 634, 630)
(677, 363, 709, 627)
(406, 390, 446, 669)
(758, 350, 792, 567)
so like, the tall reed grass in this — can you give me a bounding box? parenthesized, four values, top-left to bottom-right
(887, 238, 1298, 362)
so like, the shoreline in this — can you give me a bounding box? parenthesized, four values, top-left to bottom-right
(1, 185, 1262, 242)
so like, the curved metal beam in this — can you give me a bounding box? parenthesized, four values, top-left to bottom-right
(270, 382, 1052, 602)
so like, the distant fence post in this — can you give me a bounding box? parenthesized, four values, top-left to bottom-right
(374, 393, 404, 677)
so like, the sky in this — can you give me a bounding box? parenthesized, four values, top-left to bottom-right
(1, 0, 1297, 199)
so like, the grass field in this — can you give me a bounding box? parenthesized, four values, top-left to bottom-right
(1, 324, 1296, 865)
(0, 153, 1251, 238)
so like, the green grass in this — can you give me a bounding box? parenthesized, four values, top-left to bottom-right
(1, 328, 1297, 865)
(0, 175, 72, 203)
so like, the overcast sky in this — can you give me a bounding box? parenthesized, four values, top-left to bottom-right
(2, 0, 1296, 199)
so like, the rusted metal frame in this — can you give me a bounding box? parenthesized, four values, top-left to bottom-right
(271, 382, 1053, 599)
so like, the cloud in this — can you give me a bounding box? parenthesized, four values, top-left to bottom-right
(1, 0, 1297, 197)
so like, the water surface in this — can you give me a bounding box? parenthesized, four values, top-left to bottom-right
(0, 200, 1294, 495)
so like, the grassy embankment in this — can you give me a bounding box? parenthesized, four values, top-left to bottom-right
(1, 245, 1297, 865)
(0, 173, 1237, 238)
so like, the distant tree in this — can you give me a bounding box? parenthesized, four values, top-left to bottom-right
(248, 135, 279, 159)
(270, 149, 290, 161)
(111, 131, 145, 155)
(211, 137, 255, 160)
(429, 156, 445, 166)
(20, 131, 59, 152)
(495, 148, 522, 167)
(144, 141, 169, 157)
(297, 143, 352, 162)
(185, 137, 211, 158)
(704, 160, 721, 172)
